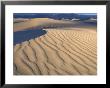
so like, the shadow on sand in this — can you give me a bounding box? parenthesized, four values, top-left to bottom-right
(14, 29, 47, 45)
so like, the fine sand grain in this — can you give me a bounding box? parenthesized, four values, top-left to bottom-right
(14, 28, 97, 75)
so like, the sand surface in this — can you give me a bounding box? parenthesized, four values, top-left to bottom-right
(13, 18, 78, 32)
(14, 28, 97, 75)
(13, 18, 29, 23)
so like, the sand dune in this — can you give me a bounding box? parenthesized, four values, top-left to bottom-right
(13, 18, 78, 32)
(13, 18, 29, 23)
(14, 28, 97, 75)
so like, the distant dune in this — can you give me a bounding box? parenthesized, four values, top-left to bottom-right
(14, 28, 97, 75)
(13, 18, 29, 23)
(13, 18, 78, 32)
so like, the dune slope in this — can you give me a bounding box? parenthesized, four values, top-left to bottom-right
(13, 18, 77, 32)
(14, 28, 97, 75)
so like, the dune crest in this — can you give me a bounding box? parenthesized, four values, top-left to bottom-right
(14, 29, 97, 75)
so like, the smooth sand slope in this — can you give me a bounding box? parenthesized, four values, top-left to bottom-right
(13, 18, 78, 32)
(14, 28, 97, 75)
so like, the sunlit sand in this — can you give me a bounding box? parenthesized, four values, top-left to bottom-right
(14, 24, 97, 75)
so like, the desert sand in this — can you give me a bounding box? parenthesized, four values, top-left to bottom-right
(13, 18, 78, 32)
(13, 18, 29, 23)
(14, 28, 97, 75)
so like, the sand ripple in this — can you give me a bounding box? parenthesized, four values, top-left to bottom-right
(14, 29, 97, 75)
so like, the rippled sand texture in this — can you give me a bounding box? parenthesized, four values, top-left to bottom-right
(14, 29, 97, 75)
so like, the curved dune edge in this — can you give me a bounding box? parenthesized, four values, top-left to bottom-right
(14, 28, 97, 75)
